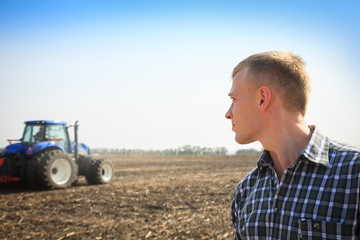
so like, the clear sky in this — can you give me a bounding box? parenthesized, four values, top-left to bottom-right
(1, 0, 359, 153)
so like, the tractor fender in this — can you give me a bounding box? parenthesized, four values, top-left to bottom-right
(3, 143, 28, 155)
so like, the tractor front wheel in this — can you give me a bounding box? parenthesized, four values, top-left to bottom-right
(86, 158, 114, 185)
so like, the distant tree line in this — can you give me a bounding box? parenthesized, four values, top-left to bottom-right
(92, 145, 262, 156)
(235, 148, 263, 155)
(92, 145, 228, 156)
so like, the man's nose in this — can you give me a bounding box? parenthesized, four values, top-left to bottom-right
(225, 106, 232, 119)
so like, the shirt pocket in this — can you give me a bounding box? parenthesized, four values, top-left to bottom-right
(298, 218, 354, 240)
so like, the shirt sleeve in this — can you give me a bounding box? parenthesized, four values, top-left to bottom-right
(231, 187, 241, 240)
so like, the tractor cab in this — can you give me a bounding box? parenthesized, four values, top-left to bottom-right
(22, 120, 71, 152)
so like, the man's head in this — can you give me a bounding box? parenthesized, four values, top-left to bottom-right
(232, 51, 311, 117)
(226, 51, 311, 144)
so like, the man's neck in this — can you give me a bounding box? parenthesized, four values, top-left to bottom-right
(261, 114, 313, 180)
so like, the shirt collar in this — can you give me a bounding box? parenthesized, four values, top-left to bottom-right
(257, 150, 273, 171)
(301, 126, 330, 167)
(257, 126, 330, 172)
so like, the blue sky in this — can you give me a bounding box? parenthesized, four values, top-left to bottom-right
(1, 0, 359, 153)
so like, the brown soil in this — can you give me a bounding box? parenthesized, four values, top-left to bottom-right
(0, 155, 258, 240)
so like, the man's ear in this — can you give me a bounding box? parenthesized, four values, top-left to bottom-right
(257, 86, 271, 112)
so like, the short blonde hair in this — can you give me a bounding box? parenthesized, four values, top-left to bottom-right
(233, 51, 311, 116)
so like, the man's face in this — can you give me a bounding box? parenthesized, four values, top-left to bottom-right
(225, 67, 260, 144)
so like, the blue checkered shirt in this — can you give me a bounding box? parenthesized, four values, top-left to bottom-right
(231, 127, 360, 239)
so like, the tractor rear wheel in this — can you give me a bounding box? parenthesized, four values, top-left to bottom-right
(86, 158, 114, 185)
(36, 150, 77, 189)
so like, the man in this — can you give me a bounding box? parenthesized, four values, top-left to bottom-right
(34, 127, 45, 142)
(226, 51, 360, 239)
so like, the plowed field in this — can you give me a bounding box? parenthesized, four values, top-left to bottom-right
(0, 155, 258, 239)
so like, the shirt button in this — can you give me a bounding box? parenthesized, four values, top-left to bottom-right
(313, 223, 320, 230)
(273, 208, 279, 214)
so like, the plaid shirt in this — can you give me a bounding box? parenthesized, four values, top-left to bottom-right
(231, 127, 360, 239)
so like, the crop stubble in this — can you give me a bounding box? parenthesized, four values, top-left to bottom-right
(0, 155, 258, 239)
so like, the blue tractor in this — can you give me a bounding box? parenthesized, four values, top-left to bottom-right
(0, 120, 114, 190)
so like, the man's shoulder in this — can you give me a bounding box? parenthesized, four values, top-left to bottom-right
(327, 139, 360, 165)
(329, 139, 360, 153)
(234, 166, 260, 194)
(233, 151, 271, 194)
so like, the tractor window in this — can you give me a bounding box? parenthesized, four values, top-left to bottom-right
(23, 124, 44, 145)
(46, 124, 70, 152)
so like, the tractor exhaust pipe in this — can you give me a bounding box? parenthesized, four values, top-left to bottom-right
(74, 120, 79, 160)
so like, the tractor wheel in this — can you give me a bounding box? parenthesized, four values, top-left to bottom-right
(77, 156, 91, 176)
(36, 150, 77, 189)
(86, 158, 114, 185)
